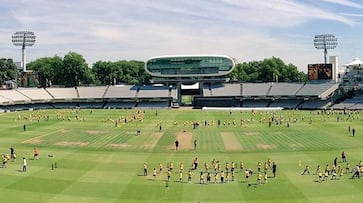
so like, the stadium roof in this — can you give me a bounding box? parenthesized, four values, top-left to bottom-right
(145, 55, 235, 78)
(344, 58, 363, 67)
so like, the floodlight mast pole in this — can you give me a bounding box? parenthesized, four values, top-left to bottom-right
(22, 33, 26, 72)
(313, 34, 337, 65)
(323, 36, 328, 64)
(12, 31, 36, 72)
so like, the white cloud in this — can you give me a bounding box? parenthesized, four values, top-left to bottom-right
(1, 0, 363, 72)
(319, 0, 363, 9)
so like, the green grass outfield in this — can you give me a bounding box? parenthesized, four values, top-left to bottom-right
(0, 108, 362, 203)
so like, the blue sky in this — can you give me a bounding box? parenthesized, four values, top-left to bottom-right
(1, 0, 363, 72)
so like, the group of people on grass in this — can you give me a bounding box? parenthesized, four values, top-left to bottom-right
(143, 157, 277, 186)
(301, 151, 363, 182)
(0, 146, 39, 172)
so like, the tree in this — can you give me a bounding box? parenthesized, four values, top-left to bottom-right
(228, 57, 306, 83)
(59, 52, 93, 87)
(92, 60, 149, 85)
(27, 56, 63, 87)
(92, 61, 116, 85)
(0, 58, 17, 84)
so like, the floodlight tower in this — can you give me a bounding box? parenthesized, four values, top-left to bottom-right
(12, 31, 36, 72)
(313, 34, 337, 65)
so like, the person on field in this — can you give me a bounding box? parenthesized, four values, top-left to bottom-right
(352, 165, 360, 179)
(346, 163, 351, 174)
(10, 146, 15, 161)
(193, 157, 199, 170)
(175, 140, 179, 151)
(206, 172, 211, 184)
(315, 165, 321, 175)
(257, 172, 262, 185)
(153, 168, 157, 180)
(22, 157, 27, 172)
(167, 169, 171, 181)
(341, 151, 347, 163)
(188, 170, 193, 183)
(352, 128, 356, 137)
(159, 163, 163, 173)
(220, 171, 225, 183)
(199, 172, 205, 184)
(272, 162, 277, 177)
(301, 165, 310, 175)
(245, 169, 250, 182)
(194, 139, 197, 150)
(33, 148, 39, 160)
(333, 157, 338, 167)
(143, 162, 148, 176)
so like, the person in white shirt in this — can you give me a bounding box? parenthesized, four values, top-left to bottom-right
(22, 157, 27, 172)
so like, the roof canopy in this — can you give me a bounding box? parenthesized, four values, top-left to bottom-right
(345, 58, 363, 67)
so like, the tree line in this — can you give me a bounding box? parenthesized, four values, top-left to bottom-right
(0, 52, 306, 87)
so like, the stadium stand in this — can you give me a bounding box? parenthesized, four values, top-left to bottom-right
(51, 102, 78, 109)
(241, 83, 271, 97)
(28, 103, 54, 110)
(331, 100, 356, 109)
(78, 102, 104, 109)
(104, 101, 136, 109)
(137, 101, 170, 108)
(0, 89, 31, 104)
(17, 88, 53, 101)
(77, 86, 107, 99)
(103, 85, 137, 98)
(298, 99, 332, 109)
(206, 83, 241, 97)
(295, 83, 339, 99)
(267, 83, 304, 97)
(0, 95, 11, 105)
(331, 93, 363, 110)
(242, 99, 270, 107)
(46, 87, 78, 99)
(269, 99, 302, 109)
(137, 85, 170, 98)
(0, 82, 344, 111)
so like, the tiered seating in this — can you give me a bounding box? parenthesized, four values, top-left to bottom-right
(29, 103, 54, 109)
(269, 99, 302, 109)
(331, 94, 363, 110)
(296, 83, 339, 98)
(268, 83, 303, 96)
(17, 88, 53, 101)
(138, 85, 170, 98)
(210, 84, 241, 97)
(77, 86, 107, 99)
(137, 101, 169, 108)
(78, 102, 104, 109)
(0, 89, 31, 104)
(51, 102, 77, 109)
(202, 85, 213, 97)
(242, 99, 270, 107)
(104, 101, 135, 109)
(46, 88, 78, 99)
(241, 83, 270, 97)
(104, 85, 137, 98)
(298, 100, 332, 109)
(349, 103, 363, 109)
(0, 95, 11, 105)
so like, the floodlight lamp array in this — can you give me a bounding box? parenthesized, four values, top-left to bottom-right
(313, 34, 337, 50)
(12, 31, 36, 47)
